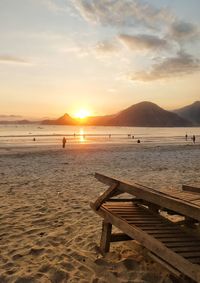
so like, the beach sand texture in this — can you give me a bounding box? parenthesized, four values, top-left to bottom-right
(0, 143, 200, 283)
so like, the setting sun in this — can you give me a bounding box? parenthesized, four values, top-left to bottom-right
(74, 109, 90, 119)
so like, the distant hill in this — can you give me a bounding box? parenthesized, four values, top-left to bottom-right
(41, 113, 76, 125)
(0, 119, 33, 125)
(174, 101, 200, 125)
(101, 102, 191, 127)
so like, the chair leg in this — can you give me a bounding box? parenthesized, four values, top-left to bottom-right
(100, 221, 112, 254)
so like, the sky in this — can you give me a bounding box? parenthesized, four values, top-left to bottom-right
(0, 0, 200, 119)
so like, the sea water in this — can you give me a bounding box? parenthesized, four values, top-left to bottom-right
(0, 124, 199, 147)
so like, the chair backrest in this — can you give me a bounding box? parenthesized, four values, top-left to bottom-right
(95, 172, 200, 222)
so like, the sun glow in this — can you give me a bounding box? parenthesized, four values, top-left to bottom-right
(74, 109, 90, 119)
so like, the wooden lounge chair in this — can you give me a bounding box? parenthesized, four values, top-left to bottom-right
(91, 173, 200, 282)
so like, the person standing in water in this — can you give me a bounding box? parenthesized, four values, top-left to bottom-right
(192, 135, 196, 144)
(62, 137, 66, 148)
(185, 134, 188, 141)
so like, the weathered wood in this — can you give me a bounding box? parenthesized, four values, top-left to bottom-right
(189, 258, 200, 264)
(93, 181, 121, 210)
(100, 221, 112, 254)
(90, 203, 200, 282)
(95, 173, 200, 222)
(172, 247, 200, 252)
(105, 198, 137, 202)
(147, 203, 160, 213)
(110, 233, 132, 242)
(178, 251, 200, 258)
(184, 217, 199, 228)
(92, 174, 200, 281)
(167, 191, 200, 201)
(182, 185, 200, 194)
(192, 200, 200, 205)
(166, 242, 200, 248)
(148, 252, 182, 278)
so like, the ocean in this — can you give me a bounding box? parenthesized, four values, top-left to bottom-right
(0, 124, 199, 147)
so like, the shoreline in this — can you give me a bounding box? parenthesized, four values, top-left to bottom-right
(0, 141, 199, 156)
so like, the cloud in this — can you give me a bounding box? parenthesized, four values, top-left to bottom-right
(130, 51, 200, 81)
(0, 55, 29, 64)
(39, 0, 70, 13)
(119, 34, 168, 51)
(95, 40, 119, 54)
(72, 0, 172, 29)
(169, 21, 199, 41)
(71, 0, 199, 83)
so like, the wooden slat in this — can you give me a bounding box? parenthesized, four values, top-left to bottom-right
(161, 238, 200, 243)
(128, 221, 164, 224)
(191, 200, 200, 205)
(110, 233, 132, 242)
(168, 192, 200, 201)
(188, 258, 200, 264)
(178, 251, 200, 258)
(104, 204, 140, 207)
(166, 242, 200, 248)
(182, 185, 200, 194)
(154, 235, 193, 240)
(122, 217, 158, 221)
(147, 230, 182, 235)
(103, 205, 137, 209)
(135, 224, 176, 228)
(108, 212, 154, 216)
(141, 228, 178, 232)
(171, 246, 200, 252)
(106, 198, 136, 202)
(93, 182, 121, 210)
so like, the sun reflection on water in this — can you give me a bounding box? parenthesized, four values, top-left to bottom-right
(79, 129, 85, 142)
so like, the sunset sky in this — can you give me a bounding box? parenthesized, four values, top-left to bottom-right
(0, 0, 200, 119)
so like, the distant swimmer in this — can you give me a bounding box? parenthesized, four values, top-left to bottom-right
(33, 138, 36, 142)
(185, 134, 188, 141)
(62, 137, 66, 148)
(192, 135, 196, 144)
(137, 139, 141, 144)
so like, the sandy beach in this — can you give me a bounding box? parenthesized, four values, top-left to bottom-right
(0, 142, 200, 283)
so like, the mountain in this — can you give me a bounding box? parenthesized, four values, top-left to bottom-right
(41, 102, 192, 127)
(41, 113, 76, 125)
(174, 101, 200, 125)
(102, 101, 191, 127)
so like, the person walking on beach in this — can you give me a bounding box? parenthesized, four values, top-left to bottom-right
(192, 135, 196, 144)
(62, 137, 66, 148)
